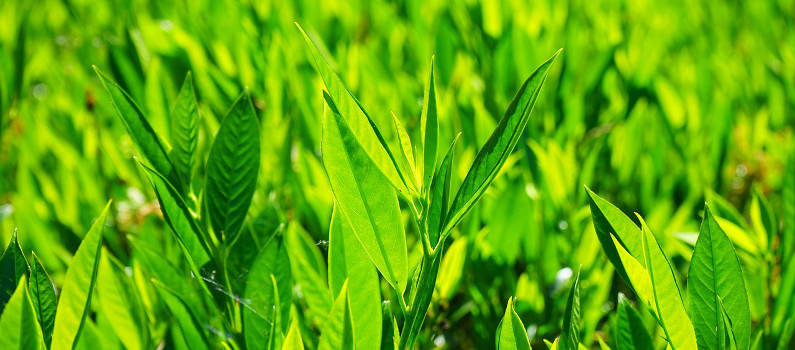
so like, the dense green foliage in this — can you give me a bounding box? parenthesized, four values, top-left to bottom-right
(1, 0, 794, 349)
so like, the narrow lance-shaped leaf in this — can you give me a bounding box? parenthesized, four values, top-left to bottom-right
(421, 56, 438, 189)
(688, 205, 751, 350)
(28, 253, 56, 347)
(52, 201, 111, 350)
(426, 135, 458, 249)
(244, 234, 292, 350)
(0, 277, 46, 350)
(391, 112, 419, 189)
(615, 296, 653, 350)
(205, 90, 260, 243)
(321, 91, 408, 292)
(445, 49, 561, 235)
(93, 67, 183, 193)
(153, 280, 210, 350)
(318, 281, 354, 350)
(138, 160, 212, 267)
(398, 251, 444, 350)
(495, 297, 532, 350)
(296, 23, 411, 196)
(638, 216, 697, 350)
(97, 252, 142, 350)
(328, 206, 382, 349)
(281, 317, 305, 350)
(169, 72, 199, 193)
(560, 270, 581, 350)
(0, 229, 29, 314)
(585, 187, 644, 285)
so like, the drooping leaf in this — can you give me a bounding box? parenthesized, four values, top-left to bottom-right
(138, 160, 211, 267)
(688, 206, 751, 350)
(318, 281, 354, 350)
(28, 253, 56, 347)
(296, 23, 411, 196)
(328, 206, 382, 350)
(560, 270, 580, 350)
(153, 280, 210, 350)
(243, 234, 292, 350)
(0, 230, 29, 314)
(205, 90, 260, 243)
(445, 49, 561, 234)
(426, 135, 458, 249)
(321, 92, 408, 292)
(615, 297, 653, 350)
(0, 277, 46, 350)
(169, 72, 199, 193)
(421, 56, 438, 188)
(495, 297, 532, 350)
(93, 67, 182, 192)
(97, 252, 142, 350)
(52, 201, 111, 350)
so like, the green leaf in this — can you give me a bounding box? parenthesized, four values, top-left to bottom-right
(1, 230, 29, 314)
(615, 297, 653, 350)
(637, 216, 697, 350)
(281, 317, 305, 350)
(495, 297, 532, 350)
(296, 23, 411, 196)
(398, 251, 443, 350)
(244, 234, 292, 350)
(52, 201, 110, 350)
(153, 280, 210, 350)
(93, 67, 183, 193)
(750, 187, 775, 251)
(688, 205, 751, 350)
(560, 270, 580, 350)
(585, 187, 643, 286)
(321, 92, 408, 292)
(28, 253, 56, 347)
(0, 277, 46, 350)
(446, 49, 561, 234)
(328, 206, 382, 350)
(318, 281, 355, 350)
(285, 224, 331, 326)
(169, 72, 199, 193)
(426, 135, 458, 249)
(97, 252, 142, 350)
(138, 160, 212, 267)
(390, 112, 419, 190)
(421, 56, 438, 189)
(205, 90, 261, 243)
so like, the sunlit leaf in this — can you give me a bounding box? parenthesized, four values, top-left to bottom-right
(560, 270, 580, 350)
(421, 56, 439, 189)
(243, 233, 292, 350)
(28, 253, 55, 347)
(0, 230, 29, 314)
(169, 72, 199, 193)
(0, 277, 46, 350)
(318, 281, 354, 350)
(495, 297, 531, 350)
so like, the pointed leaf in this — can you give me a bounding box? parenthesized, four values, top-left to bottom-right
(205, 90, 260, 243)
(281, 317, 305, 350)
(153, 280, 210, 350)
(615, 297, 653, 350)
(28, 253, 56, 347)
(427, 135, 458, 249)
(445, 49, 560, 234)
(0, 277, 46, 350)
(321, 92, 408, 292)
(244, 234, 292, 350)
(688, 206, 751, 350)
(169, 72, 199, 192)
(52, 201, 111, 350)
(421, 57, 438, 188)
(561, 271, 581, 350)
(398, 252, 443, 350)
(318, 281, 354, 350)
(97, 253, 142, 350)
(391, 112, 419, 190)
(1, 230, 29, 314)
(585, 187, 643, 285)
(495, 297, 532, 350)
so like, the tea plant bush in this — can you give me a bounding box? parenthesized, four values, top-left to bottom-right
(1, 0, 794, 349)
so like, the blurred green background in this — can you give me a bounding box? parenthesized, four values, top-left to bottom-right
(1, 0, 793, 348)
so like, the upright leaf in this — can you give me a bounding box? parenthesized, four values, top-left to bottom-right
(615, 297, 653, 350)
(0, 230, 29, 313)
(399, 251, 444, 350)
(284, 224, 331, 326)
(244, 234, 292, 350)
(688, 206, 751, 350)
(205, 90, 260, 243)
(97, 253, 142, 350)
(153, 281, 210, 350)
(52, 201, 111, 350)
(585, 187, 643, 285)
(94, 67, 182, 192)
(421, 57, 438, 188)
(0, 277, 46, 350)
(28, 253, 56, 347)
(281, 317, 305, 350)
(426, 136, 458, 249)
(296, 23, 410, 195)
(169, 72, 199, 192)
(391, 112, 419, 189)
(318, 281, 354, 350)
(328, 206, 382, 349)
(446, 49, 561, 234)
(139, 161, 211, 267)
(560, 271, 581, 350)
(321, 92, 408, 292)
(495, 297, 532, 350)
